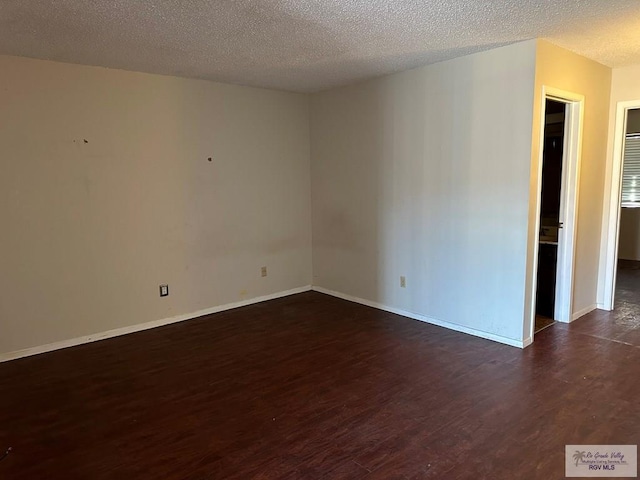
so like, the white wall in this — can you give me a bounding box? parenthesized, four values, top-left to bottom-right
(310, 41, 537, 346)
(599, 64, 640, 301)
(0, 55, 312, 357)
(527, 41, 611, 332)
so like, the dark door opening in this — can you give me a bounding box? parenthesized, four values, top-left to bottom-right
(535, 99, 566, 333)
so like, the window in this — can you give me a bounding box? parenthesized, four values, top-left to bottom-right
(621, 134, 640, 207)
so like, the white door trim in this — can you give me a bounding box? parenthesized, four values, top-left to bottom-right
(529, 86, 584, 341)
(600, 100, 640, 310)
(552, 89, 584, 323)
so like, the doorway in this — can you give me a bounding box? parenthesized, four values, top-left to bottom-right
(529, 87, 584, 341)
(535, 99, 566, 333)
(601, 104, 640, 310)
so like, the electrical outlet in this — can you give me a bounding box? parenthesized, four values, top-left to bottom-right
(159, 284, 169, 297)
(400, 276, 406, 288)
(261, 266, 267, 277)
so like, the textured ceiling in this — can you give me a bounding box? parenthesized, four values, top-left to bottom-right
(1, 0, 640, 92)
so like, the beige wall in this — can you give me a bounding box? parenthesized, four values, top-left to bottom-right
(0, 55, 312, 357)
(609, 64, 640, 101)
(311, 41, 537, 345)
(527, 41, 611, 334)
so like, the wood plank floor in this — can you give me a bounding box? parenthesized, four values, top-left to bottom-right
(1, 280, 639, 479)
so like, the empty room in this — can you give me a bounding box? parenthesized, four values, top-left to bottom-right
(1, 1, 639, 478)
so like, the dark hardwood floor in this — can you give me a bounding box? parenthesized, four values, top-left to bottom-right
(1, 280, 639, 479)
(534, 315, 555, 333)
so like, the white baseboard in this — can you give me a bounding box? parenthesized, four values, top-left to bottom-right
(0, 285, 312, 363)
(571, 303, 597, 321)
(596, 302, 611, 311)
(312, 286, 525, 349)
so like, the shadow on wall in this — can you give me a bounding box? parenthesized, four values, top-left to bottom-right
(618, 208, 640, 261)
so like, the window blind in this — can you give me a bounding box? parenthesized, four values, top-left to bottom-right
(621, 134, 640, 207)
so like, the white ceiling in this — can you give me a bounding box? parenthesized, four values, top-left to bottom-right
(1, 0, 640, 93)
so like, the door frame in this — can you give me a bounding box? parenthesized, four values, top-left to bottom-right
(600, 100, 640, 310)
(529, 86, 584, 341)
